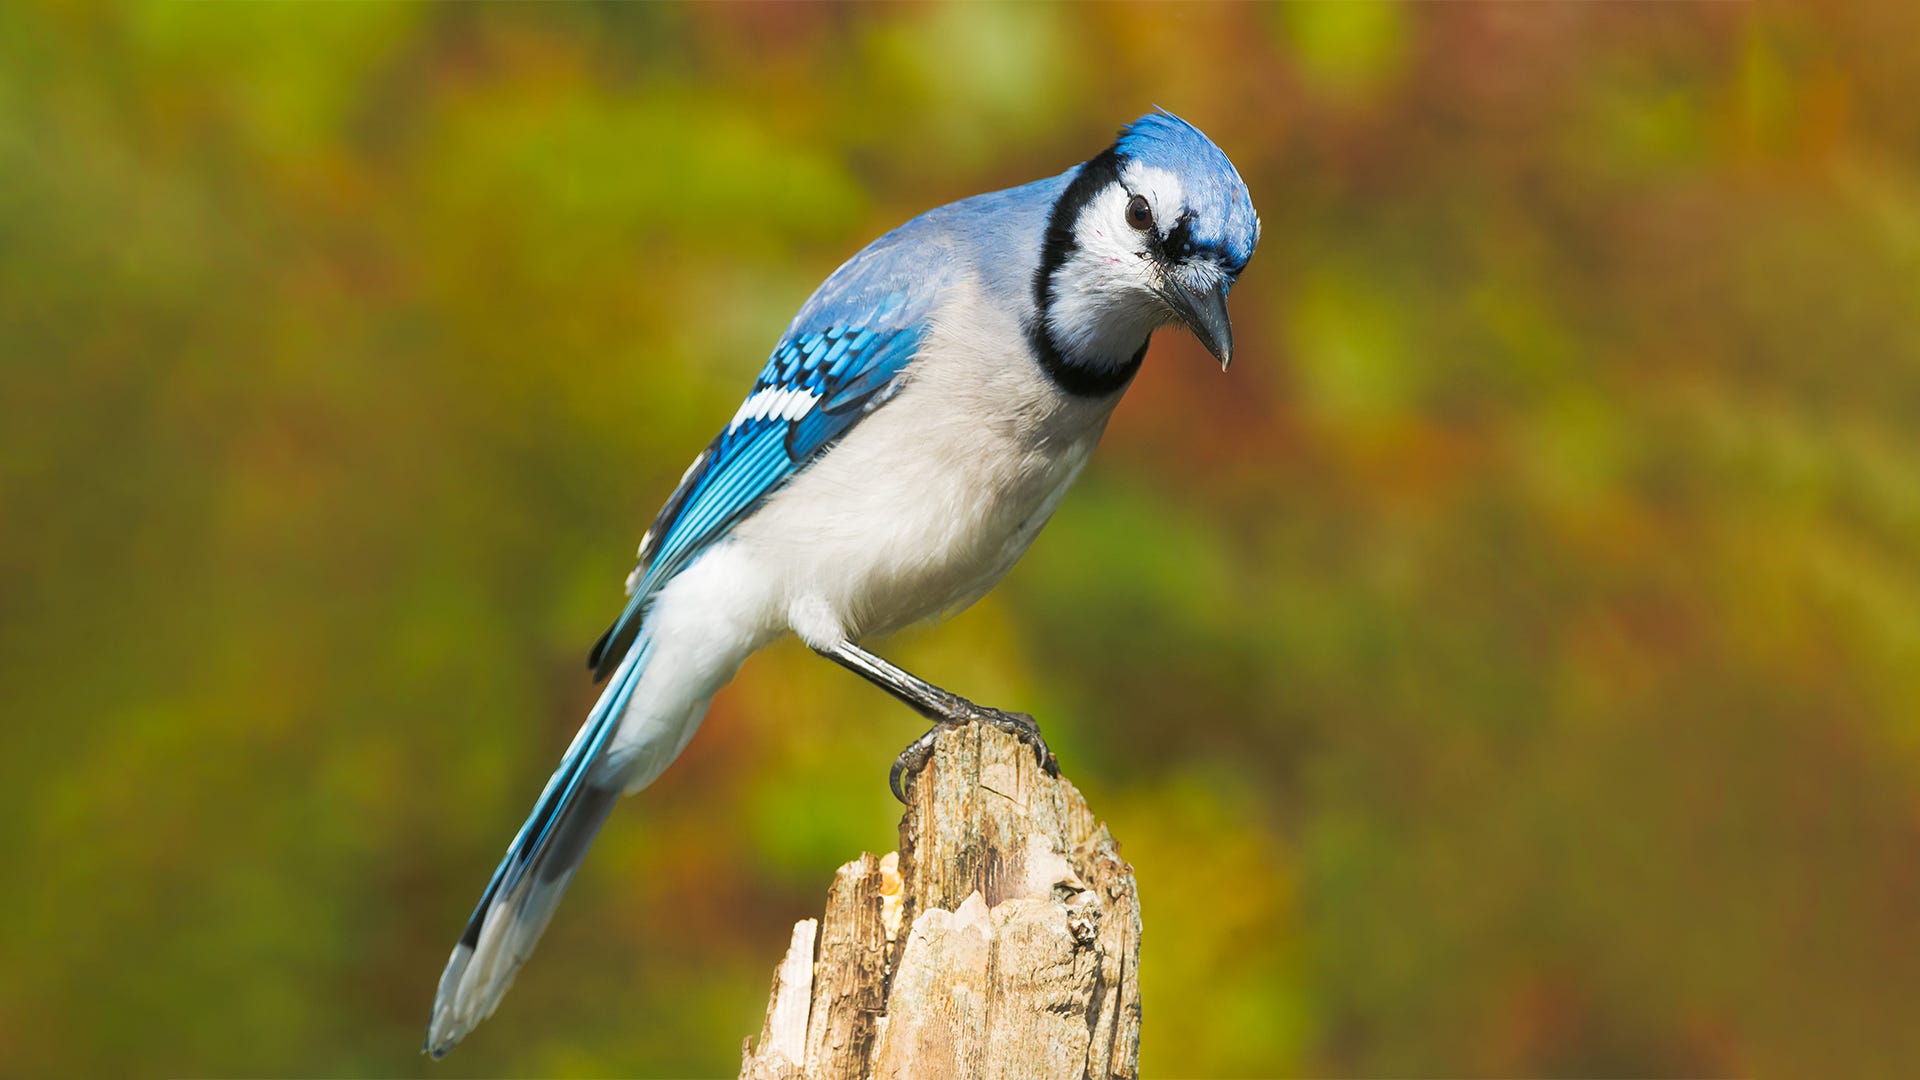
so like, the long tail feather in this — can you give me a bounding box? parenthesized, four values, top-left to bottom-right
(423, 640, 652, 1058)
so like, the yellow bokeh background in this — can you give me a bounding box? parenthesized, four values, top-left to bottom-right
(5, 3, 1918, 1076)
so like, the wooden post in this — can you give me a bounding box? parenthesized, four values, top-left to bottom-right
(740, 722, 1143, 1079)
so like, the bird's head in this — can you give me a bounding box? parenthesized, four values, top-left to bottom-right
(1032, 110, 1260, 391)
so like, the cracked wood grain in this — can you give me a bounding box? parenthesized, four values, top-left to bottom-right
(741, 722, 1141, 1080)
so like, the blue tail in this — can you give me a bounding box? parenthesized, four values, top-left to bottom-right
(424, 638, 653, 1058)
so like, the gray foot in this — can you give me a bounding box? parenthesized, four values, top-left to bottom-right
(889, 706, 1060, 803)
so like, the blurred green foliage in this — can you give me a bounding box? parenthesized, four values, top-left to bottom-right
(4, 2, 1919, 1076)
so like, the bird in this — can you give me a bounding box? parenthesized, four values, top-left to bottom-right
(424, 108, 1260, 1057)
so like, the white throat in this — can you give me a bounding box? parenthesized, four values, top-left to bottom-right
(1042, 164, 1191, 369)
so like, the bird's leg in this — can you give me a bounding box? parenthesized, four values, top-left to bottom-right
(813, 640, 1060, 802)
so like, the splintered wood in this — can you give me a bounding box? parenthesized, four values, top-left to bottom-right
(740, 723, 1142, 1079)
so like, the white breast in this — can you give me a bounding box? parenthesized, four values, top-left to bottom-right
(727, 282, 1121, 647)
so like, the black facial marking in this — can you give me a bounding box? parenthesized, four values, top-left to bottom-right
(1027, 147, 1147, 398)
(1030, 147, 1122, 323)
(1148, 211, 1197, 266)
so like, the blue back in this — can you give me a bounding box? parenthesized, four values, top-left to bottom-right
(589, 112, 1251, 677)
(587, 173, 1068, 677)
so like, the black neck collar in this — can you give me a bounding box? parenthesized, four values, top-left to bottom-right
(1027, 148, 1150, 398)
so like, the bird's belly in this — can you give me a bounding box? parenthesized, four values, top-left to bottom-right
(844, 439, 1094, 638)
(731, 392, 1110, 645)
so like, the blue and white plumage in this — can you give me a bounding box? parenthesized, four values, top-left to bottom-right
(425, 109, 1259, 1057)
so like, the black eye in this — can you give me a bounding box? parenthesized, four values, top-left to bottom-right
(1125, 194, 1154, 232)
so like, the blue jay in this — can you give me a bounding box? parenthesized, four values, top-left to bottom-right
(425, 109, 1259, 1057)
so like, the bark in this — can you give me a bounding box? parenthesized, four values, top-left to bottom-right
(740, 722, 1142, 1080)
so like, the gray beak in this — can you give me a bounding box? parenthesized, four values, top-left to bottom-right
(1163, 276, 1234, 370)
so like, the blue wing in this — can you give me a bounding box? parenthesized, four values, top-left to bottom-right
(588, 258, 948, 680)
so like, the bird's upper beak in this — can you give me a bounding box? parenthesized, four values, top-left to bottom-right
(1160, 267, 1234, 370)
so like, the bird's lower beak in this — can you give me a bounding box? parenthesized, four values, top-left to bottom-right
(1162, 276, 1234, 371)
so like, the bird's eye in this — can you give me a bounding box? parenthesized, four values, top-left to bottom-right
(1125, 194, 1154, 232)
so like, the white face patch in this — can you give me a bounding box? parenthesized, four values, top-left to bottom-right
(728, 385, 820, 432)
(1045, 161, 1192, 363)
(1119, 160, 1188, 235)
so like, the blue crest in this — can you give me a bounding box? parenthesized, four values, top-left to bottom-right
(1114, 109, 1259, 274)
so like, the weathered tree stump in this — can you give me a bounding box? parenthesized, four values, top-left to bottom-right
(740, 722, 1142, 1079)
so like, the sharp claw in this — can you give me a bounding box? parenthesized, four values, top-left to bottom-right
(991, 711, 1057, 778)
(889, 723, 948, 804)
(888, 707, 1062, 802)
